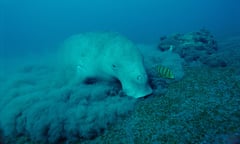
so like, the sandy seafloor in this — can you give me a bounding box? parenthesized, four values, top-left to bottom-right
(1, 35, 240, 144)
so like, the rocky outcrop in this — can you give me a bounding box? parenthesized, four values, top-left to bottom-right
(158, 29, 227, 67)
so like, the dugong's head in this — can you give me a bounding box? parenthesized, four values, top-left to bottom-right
(111, 61, 152, 98)
(98, 33, 153, 98)
(104, 48, 153, 98)
(118, 65, 153, 98)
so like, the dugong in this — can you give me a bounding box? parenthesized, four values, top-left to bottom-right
(59, 32, 152, 98)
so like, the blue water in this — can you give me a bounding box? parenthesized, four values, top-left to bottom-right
(1, 0, 240, 57)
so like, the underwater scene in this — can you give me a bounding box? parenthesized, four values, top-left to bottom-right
(0, 0, 240, 143)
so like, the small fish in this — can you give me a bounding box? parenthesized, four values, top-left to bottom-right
(155, 65, 174, 79)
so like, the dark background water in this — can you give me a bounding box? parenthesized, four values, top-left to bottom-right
(1, 0, 240, 58)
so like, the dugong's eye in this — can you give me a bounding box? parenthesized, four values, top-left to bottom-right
(112, 64, 116, 68)
(112, 64, 118, 70)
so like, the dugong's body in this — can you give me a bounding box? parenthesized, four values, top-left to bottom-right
(60, 32, 152, 98)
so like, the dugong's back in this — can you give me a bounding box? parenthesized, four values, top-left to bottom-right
(60, 32, 142, 67)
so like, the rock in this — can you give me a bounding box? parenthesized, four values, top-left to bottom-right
(158, 29, 226, 67)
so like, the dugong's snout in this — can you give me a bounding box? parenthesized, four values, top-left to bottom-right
(121, 73, 153, 98)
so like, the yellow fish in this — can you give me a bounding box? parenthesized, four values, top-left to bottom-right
(155, 65, 174, 79)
